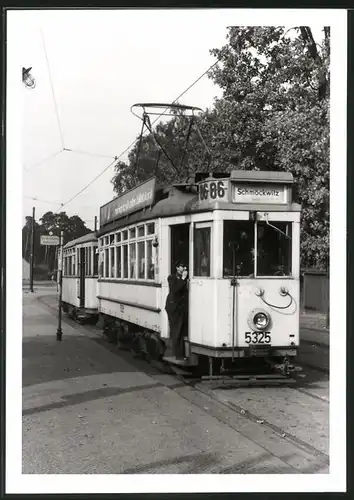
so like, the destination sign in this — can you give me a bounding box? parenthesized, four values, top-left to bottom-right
(100, 177, 156, 226)
(40, 235, 60, 246)
(232, 183, 287, 204)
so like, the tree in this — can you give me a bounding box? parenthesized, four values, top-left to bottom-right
(111, 26, 330, 269)
(208, 26, 330, 269)
(39, 211, 91, 244)
(22, 211, 91, 275)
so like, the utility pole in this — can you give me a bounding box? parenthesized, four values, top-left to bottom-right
(29, 206, 35, 292)
(56, 230, 64, 341)
(94, 216, 97, 233)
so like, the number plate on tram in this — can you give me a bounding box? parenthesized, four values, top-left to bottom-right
(245, 331, 271, 344)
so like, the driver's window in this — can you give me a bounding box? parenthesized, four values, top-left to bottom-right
(257, 222, 292, 276)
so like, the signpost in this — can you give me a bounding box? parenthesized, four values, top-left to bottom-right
(40, 235, 60, 246)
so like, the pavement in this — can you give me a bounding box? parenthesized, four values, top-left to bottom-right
(299, 312, 329, 348)
(22, 291, 329, 475)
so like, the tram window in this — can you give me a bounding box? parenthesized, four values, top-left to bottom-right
(138, 225, 145, 238)
(194, 225, 211, 277)
(116, 246, 121, 278)
(93, 249, 98, 276)
(137, 241, 145, 279)
(223, 221, 254, 277)
(129, 228, 136, 239)
(84, 248, 87, 275)
(110, 247, 115, 277)
(147, 223, 155, 235)
(116, 232, 121, 243)
(109, 234, 114, 245)
(84, 247, 88, 276)
(99, 251, 104, 278)
(129, 243, 136, 279)
(72, 256, 76, 276)
(122, 230, 128, 241)
(104, 237, 109, 246)
(123, 245, 128, 278)
(147, 240, 155, 279)
(257, 222, 292, 276)
(104, 249, 109, 278)
(88, 247, 92, 275)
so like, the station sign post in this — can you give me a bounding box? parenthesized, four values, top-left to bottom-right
(40, 235, 60, 246)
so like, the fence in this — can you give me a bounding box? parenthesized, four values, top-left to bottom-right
(301, 268, 329, 313)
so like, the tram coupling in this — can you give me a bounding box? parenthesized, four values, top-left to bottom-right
(265, 355, 303, 377)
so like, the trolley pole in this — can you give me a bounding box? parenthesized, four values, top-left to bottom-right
(56, 230, 64, 341)
(29, 206, 35, 293)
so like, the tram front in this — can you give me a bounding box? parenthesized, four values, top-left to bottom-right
(188, 170, 301, 371)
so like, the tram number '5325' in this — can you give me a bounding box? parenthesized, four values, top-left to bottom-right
(199, 181, 225, 201)
(245, 331, 271, 344)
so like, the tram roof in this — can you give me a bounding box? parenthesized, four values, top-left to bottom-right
(63, 232, 97, 249)
(97, 185, 301, 237)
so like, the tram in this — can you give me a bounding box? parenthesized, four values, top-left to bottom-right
(61, 232, 99, 322)
(96, 169, 301, 376)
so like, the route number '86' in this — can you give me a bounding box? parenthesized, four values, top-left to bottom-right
(199, 181, 225, 201)
(245, 331, 271, 344)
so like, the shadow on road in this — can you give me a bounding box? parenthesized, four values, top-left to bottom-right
(22, 334, 146, 387)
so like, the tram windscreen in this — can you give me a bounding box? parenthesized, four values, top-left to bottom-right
(223, 221, 254, 277)
(257, 221, 292, 276)
(223, 220, 292, 277)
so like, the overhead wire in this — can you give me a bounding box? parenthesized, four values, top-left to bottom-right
(58, 157, 118, 211)
(24, 149, 64, 173)
(24, 30, 117, 179)
(24, 195, 63, 206)
(62, 148, 117, 160)
(40, 28, 65, 151)
(57, 57, 221, 210)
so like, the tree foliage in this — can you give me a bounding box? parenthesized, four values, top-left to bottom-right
(111, 26, 330, 269)
(22, 211, 91, 275)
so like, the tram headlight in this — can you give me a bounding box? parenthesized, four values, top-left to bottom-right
(253, 311, 270, 331)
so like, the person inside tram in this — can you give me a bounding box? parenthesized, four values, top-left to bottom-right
(165, 260, 189, 360)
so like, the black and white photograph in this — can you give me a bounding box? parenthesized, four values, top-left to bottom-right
(5, 7, 346, 494)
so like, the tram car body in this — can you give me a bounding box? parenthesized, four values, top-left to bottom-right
(61, 232, 99, 322)
(96, 170, 300, 371)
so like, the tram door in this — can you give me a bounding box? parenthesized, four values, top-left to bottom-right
(170, 224, 190, 274)
(79, 247, 85, 308)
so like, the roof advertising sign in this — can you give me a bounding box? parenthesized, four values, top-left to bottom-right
(100, 177, 156, 227)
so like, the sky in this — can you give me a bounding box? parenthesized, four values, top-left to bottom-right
(13, 10, 325, 229)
